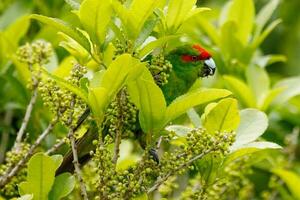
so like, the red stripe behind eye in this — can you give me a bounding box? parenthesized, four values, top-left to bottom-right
(181, 55, 194, 62)
(192, 44, 211, 60)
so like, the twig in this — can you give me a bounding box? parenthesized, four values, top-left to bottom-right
(14, 87, 38, 150)
(46, 108, 90, 155)
(0, 110, 13, 163)
(0, 119, 57, 187)
(66, 97, 88, 200)
(112, 129, 122, 164)
(147, 150, 211, 194)
(69, 128, 89, 200)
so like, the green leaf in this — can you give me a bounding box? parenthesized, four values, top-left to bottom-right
(112, 1, 135, 39)
(90, 70, 105, 88)
(17, 194, 33, 200)
(255, 54, 286, 68)
(220, 21, 243, 60)
(255, 0, 280, 37)
(252, 19, 281, 50)
(203, 98, 240, 134)
(187, 108, 201, 128)
(138, 35, 180, 59)
(127, 68, 166, 133)
(42, 68, 88, 103)
(226, 0, 254, 44)
(3, 15, 30, 51)
(132, 193, 148, 200)
(225, 148, 261, 165)
(30, 14, 91, 52)
(0, 1, 32, 29)
(88, 87, 108, 121)
(238, 141, 281, 150)
(101, 54, 145, 98)
(48, 173, 75, 200)
(246, 66, 270, 105)
(116, 140, 140, 171)
(134, 15, 158, 49)
(272, 169, 300, 200)
(165, 125, 193, 136)
(231, 109, 268, 149)
(260, 87, 284, 111)
(223, 75, 256, 107)
(197, 154, 222, 185)
(64, 0, 80, 10)
(53, 56, 77, 78)
(166, 0, 197, 32)
(50, 155, 63, 171)
(165, 88, 232, 124)
(274, 76, 300, 104)
(19, 153, 56, 200)
(129, 0, 159, 39)
(58, 33, 90, 64)
(79, 0, 112, 45)
(194, 14, 220, 45)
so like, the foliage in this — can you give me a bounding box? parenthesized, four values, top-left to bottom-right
(0, 0, 299, 199)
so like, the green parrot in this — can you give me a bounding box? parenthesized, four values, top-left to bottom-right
(56, 44, 216, 173)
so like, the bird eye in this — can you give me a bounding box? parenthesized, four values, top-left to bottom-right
(192, 56, 198, 61)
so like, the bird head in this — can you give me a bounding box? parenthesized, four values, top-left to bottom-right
(167, 44, 216, 78)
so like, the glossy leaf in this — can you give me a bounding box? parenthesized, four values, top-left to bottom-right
(127, 68, 166, 133)
(226, 0, 254, 44)
(101, 54, 145, 99)
(252, 19, 281, 50)
(165, 88, 232, 124)
(255, 0, 280, 36)
(48, 173, 75, 200)
(223, 75, 256, 107)
(138, 35, 180, 59)
(232, 109, 268, 148)
(30, 14, 91, 52)
(17, 195, 33, 200)
(272, 169, 300, 199)
(274, 76, 300, 104)
(88, 87, 108, 121)
(203, 98, 240, 134)
(255, 54, 286, 68)
(246, 66, 270, 105)
(165, 125, 193, 136)
(129, 0, 159, 39)
(166, 0, 197, 31)
(53, 56, 77, 78)
(79, 0, 112, 45)
(19, 153, 56, 200)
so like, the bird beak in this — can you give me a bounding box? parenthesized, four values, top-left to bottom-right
(203, 57, 216, 76)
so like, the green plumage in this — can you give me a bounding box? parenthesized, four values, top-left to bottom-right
(162, 45, 205, 104)
(57, 45, 208, 173)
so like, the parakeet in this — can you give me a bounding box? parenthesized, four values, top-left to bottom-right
(163, 44, 216, 103)
(56, 44, 216, 174)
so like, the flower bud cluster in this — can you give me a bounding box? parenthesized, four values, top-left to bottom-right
(159, 128, 235, 179)
(16, 40, 52, 65)
(147, 54, 173, 86)
(38, 63, 87, 127)
(104, 89, 137, 138)
(91, 137, 159, 199)
(181, 156, 253, 200)
(0, 143, 30, 198)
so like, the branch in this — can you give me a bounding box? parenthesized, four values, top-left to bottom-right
(147, 150, 211, 194)
(0, 110, 13, 163)
(46, 108, 90, 155)
(0, 119, 57, 187)
(69, 129, 89, 200)
(14, 87, 38, 150)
